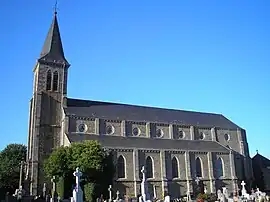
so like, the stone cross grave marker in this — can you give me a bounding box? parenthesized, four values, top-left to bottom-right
(116, 190, 120, 200)
(241, 181, 246, 189)
(72, 168, 83, 202)
(51, 176, 57, 198)
(141, 166, 146, 182)
(108, 185, 112, 202)
(195, 177, 200, 185)
(74, 167, 82, 189)
(43, 183, 47, 198)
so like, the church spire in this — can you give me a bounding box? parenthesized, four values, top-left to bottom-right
(38, 9, 69, 66)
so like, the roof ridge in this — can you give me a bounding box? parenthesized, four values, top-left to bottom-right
(67, 97, 222, 116)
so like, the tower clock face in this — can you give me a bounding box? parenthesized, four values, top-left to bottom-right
(78, 124, 86, 133)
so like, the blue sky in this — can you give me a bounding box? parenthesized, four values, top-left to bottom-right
(0, 0, 269, 158)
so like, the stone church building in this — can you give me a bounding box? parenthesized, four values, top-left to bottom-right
(26, 11, 254, 198)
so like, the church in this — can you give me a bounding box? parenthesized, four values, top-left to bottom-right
(26, 11, 254, 199)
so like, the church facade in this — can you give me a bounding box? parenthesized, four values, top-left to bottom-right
(26, 12, 254, 198)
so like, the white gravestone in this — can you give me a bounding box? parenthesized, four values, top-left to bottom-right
(72, 167, 83, 202)
(204, 187, 207, 194)
(140, 166, 151, 202)
(217, 190, 223, 200)
(164, 195, 170, 202)
(108, 185, 112, 202)
(240, 181, 250, 199)
(241, 181, 247, 195)
(113, 191, 123, 202)
(14, 186, 25, 200)
(223, 187, 229, 200)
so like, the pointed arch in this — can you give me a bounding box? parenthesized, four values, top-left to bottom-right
(52, 71, 59, 91)
(172, 156, 179, 178)
(216, 157, 224, 178)
(195, 157, 203, 177)
(117, 155, 126, 178)
(46, 70, 52, 90)
(146, 156, 154, 178)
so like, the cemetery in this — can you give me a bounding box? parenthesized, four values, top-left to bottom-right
(4, 165, 270, 202)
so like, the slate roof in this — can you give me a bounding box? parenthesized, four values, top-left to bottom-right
(38, 12, 69, 66)
(252, 153, 270, 168)
(65, 98, 241, 129)
(67, 133, 230, 152)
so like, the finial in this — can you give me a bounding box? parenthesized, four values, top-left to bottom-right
(54, 0, 58, 15)
(256, 150, 259, 154)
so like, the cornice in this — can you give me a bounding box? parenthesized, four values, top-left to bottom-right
(167, 150, 185, 154)
(139, 149, 160, 153)
(68, 115, 95, 121)
(106, 147, 133, 152)
(190, 151, 208, 155)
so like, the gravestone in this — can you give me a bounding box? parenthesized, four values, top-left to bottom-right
(71, 167, 83, 202)
(116, 191, 120, 200)
(108, 185, 112, 202)
(51, 176, 58, 202)
(43, 183, 47, 198)
(223, 187, 229, 199)
(164, 195, 170, 202)
(14, 186, 25, 200)
(204, 187, 207, 194)
(217, 190, 223, 201)
(241, 181, 247, 196)
(140, 166, 150, 202)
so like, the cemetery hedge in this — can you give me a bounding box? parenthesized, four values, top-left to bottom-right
(44, 140, 115, 201)
(0, 144, 27, 199)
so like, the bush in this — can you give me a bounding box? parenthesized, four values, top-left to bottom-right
(84, 182, 97, 202)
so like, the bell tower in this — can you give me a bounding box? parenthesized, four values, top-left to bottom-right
(26, 10, 70, 196)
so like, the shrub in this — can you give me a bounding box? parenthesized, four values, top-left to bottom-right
(84, 182, 97, 202)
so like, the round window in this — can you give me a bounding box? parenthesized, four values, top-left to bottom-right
(178, 130, 185, 139)
(106, 125, 115, 135)
(78, 124, 87, 133)
(224, 133, 230, 141)
(199, 132, 205, 140)
(132, 127, 140, 136)
(156, 128, 164, 138)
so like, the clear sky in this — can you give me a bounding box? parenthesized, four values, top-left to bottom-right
(0, 0, 269, 158)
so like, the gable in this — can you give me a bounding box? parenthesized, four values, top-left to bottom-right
(65, 98, 241, 129)
(253, 154, 270, 168)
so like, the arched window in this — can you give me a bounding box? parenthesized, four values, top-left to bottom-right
(195, 157, 203, 177)
(117, 155, 125, 178)
(172, 157, 179, 178)
(146, 156, 153, 178)
(52, 71, 58, 91)
(216, 157, 224, 178)
(46, 70, 52, 90)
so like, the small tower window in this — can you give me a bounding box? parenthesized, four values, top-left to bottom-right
(46, 70, 52, 90)
(52, 71, 58, 91)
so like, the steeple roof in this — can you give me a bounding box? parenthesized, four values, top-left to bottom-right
(38, 12, 69, 66)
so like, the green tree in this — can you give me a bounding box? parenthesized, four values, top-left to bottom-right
(0, 144, 27, 199)
(44, 140, 115, 200)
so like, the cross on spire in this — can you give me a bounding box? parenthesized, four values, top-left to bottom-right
(54, 0, 59, 15)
